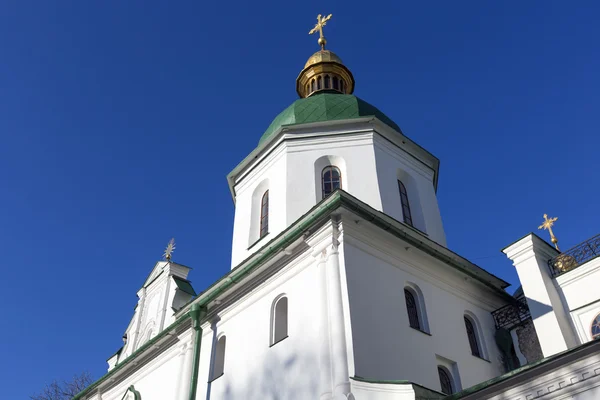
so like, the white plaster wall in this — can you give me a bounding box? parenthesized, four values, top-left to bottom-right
(230, 147, 287, 268)
(372, 136, 446, 246)
(195, 252, 323, 399)
(342, 233, 504, 393)
(557, 257, 600, 312)
(283, 132, 382, 225)
(99, 342, 183, 400)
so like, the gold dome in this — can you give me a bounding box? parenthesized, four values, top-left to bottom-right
(304, 50, 344, 69)
(297, 49, 354, 98)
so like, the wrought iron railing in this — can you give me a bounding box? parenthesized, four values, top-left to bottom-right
(491, 298, 531, 329)
(548, 234, 600, 277)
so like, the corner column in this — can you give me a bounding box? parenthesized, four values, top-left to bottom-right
(503, 234, 578, 357)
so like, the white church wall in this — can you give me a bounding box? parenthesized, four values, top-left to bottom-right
(556, 257, 600, 312)
(230, 145, 287, 268)
(284, 130, 383, 227)
(341, 224, 504, 393)
(195, 251, 324, 399)
(99, 341, 183, 400)
(372, 135, 446, 246)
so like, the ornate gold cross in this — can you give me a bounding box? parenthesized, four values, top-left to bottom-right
(309, 14, 332, 49)
(538, 214, 560, 251)
(163, 238, 176, 261)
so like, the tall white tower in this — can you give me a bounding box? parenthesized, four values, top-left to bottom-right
(227, 43, 446, 268)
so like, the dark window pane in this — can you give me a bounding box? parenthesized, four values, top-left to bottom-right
(405, 289, 420, 330)
(333, 76, 339, 90)
(322, 166, 342, 199)
(324, 75, 330, 89)
(593, 314, 600, 339)
(398, 180, 413, 227)
(311, 79, 315, 91)
(465, 317, 481, 357)
(317, 76, 322, 90)
(260, 190, 269, 238)
(438, 367, 453, 394)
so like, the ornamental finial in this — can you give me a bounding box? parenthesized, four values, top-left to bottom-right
(309, 14, 332, 50)
(163, 238, 176, 261)
(538, 214, 560, 251)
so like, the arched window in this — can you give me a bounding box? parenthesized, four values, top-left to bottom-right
(311, 79, 316, 92)
(438, 366, 454, 394)
(332, 76, 339, 90)
(260, 190, 269, 238)
(340, 79, 345, 93)
(324, 75, 330, 89)
(398, 180, 413, 227)
(464, 316, 481, 357)
(591, 313, 600, 339)
(271, 296, 288, 345)
(317, 76, 322, 90)
(404, 289, 421, 330)
(321, 166, 342, 199)
(211, 335, 226, 380)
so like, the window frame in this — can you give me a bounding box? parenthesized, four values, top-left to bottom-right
(398, 180, 413, 227)
(321, 165, 342, 199)
(210, 335, 226, 381)
(591, 313, 600, 339)
(404, 288, 421, 330)
(259, 190, 269, 239)
(270, 295, 289, 346)
(437, 366, 454, 395)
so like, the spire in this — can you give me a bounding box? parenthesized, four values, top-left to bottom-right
(296, 14, 355, 98)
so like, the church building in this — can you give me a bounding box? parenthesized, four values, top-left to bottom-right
(74, 15, 600, 400)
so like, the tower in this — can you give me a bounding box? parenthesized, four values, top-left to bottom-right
(228, 21, 446, 269)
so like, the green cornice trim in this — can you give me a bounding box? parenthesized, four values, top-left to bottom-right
(178, 189, 510, 320)
(443, 338, 600, 399)
(77, 190, 511, 400)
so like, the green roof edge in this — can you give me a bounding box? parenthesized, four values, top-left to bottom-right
(77, 189, 511, 399)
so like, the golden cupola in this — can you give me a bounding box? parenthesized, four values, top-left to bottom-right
(296, 14, 355, 98)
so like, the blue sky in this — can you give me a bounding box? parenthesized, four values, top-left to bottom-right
(1, 1, 599, 397)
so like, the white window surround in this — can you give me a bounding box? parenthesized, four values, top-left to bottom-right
(463, 311, 489, 360)
(211, 335, 226, 381)
(271, 295, 289, 345)
(436, 354, 462, 394)
(404, 282, 430, 333)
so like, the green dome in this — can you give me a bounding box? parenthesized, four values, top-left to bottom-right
(259, 92, 401, 144)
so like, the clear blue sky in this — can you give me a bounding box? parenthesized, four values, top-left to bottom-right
(1, 1, 599, 397)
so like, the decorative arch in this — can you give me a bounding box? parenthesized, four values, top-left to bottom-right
(464, 311, 488, 359)
(270, 294, 289, 345)
(404, 283, 429, 333)
(314, 155, 347, 202)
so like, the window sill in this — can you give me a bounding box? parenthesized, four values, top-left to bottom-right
(471, 354, 490, 363)
(269, 335, 289, 348)
(208, 372, 224, 383)
(409, 327, 431, 336)
(247, 233, 270, 251)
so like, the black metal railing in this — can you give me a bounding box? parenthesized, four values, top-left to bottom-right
(491, 298, 531, 329)
(548, 234, 600, 277)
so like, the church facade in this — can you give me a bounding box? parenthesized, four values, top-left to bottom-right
(74, 18, 600, 400)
